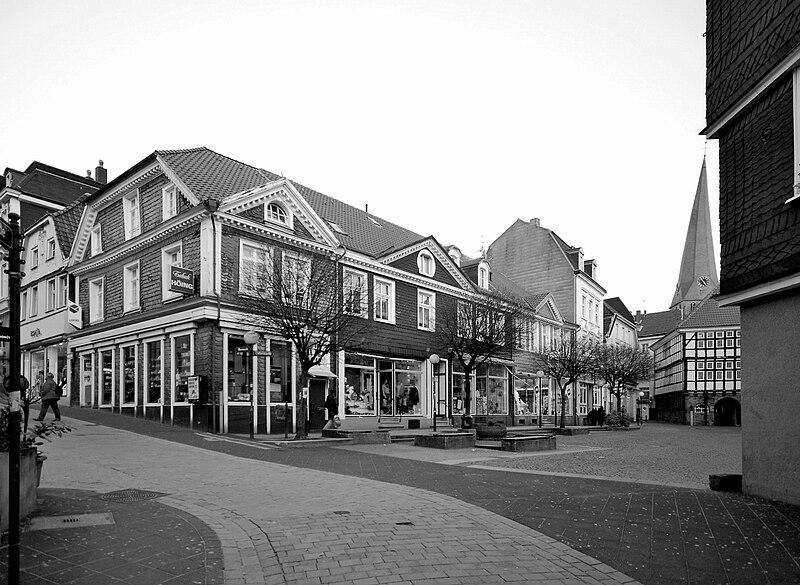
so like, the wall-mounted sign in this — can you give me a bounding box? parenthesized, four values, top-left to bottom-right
(67, 303, 82, 330)
(187, 375, 200, 402)
(169, 266, 195, 295)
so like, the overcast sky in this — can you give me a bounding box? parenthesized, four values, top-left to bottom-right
(2, 0, 715, 315)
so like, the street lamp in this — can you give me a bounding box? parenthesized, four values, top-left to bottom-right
(430, 354, 440, 432)
(638, 390, 645, 425)
(244, 330, 260, 439)
(536, 370, 545, 428)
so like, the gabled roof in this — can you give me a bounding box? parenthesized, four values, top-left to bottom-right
(680, 289, 740, 329)
(604, 297, 635, 323)
(10, 161, 101, 205)
(638, 309, 682, 339)
(52, 203, 85, 259)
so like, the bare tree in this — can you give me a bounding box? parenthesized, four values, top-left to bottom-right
(595, 344, 654, 413)
(240, 249, 370, 439)
(437, 290, 525, 427)
(535, 333, 602, 428)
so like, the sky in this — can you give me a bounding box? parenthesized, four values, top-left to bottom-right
(1, 0, 717, 315)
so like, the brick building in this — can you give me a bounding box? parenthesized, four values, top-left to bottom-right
(703, 0, 800, 504)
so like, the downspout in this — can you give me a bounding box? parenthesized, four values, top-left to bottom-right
(206, 198, 221, 433)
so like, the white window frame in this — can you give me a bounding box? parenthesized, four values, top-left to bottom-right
(91, 224, 102, 255)
(89, 276, 104, 323)
(21, 291, 27, 321)
(281, 251, 310, 305)
(239, 240, 271, 296)
(373, 276, 395, 324)
(343, 269, 368, 317)
(162, 243, 184, 301)
(265, 201, 291, 228)
(46, 278, 56, 312)
(123, 260, 141, 312)
(417, 289, 436, 331)
(119, 343, 139, 407)
(171, 333, 194, 405)
(417, 250, 435, 277)
(29, 285, 38, 317)
(30, 246, 38, 269)
(122, 188, 141, 239)
(478, 265, 489, 289)
(162, 183, 178, 221)
(144, 338, 164, 406)
(46, 238, 56, 260)
(57, 274, 68, 308)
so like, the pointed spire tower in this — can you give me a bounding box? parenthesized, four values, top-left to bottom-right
(670, 157, 719, 311)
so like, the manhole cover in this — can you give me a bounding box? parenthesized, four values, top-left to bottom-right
(26, 513, 115, 531)
(99, 488, 166, 503)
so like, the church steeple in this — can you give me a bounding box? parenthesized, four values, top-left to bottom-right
(670, 157, 718, 311)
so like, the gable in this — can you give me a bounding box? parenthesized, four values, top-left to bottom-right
(381, 239, 473, 291)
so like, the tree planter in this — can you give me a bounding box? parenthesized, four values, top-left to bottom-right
(475, 423, 507, 439)
(0, 450, 42, 533)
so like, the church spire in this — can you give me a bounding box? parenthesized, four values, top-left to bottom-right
(670, 157, 718, 310)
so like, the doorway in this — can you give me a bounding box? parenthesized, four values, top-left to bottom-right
(714, 397, 741, 426)
(308, 378, 328, 430)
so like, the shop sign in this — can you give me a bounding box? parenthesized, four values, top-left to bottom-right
(169, 266, 195, 294)
(67, 303, 83, 330)
(187, 375, 200, 402)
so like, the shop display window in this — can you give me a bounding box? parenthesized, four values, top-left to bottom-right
(173, 334, 192, 403)
(227, 336, 250, 402)
(270, 341, 291, 403)
(476, 364, 507, 415)
(394, 360, 421, 415)
(344, 366, 376, 416)
(452, 372, 466, 415)
(515, 383, 535, 415)
(101, 349, 113, 406)
(122, 345, 136, 405)
(146, 341, 162, 404)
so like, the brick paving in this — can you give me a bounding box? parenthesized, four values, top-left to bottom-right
(8, 406, 800, 585)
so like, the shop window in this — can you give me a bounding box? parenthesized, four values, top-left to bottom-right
(344, 363, 376, 416)
(269, 341, 291, 404)
(394, 360, 422, 415)
(145, 340, 162, 404)
(121, 345, 137, 405)
(475, 364, 508, 415)
(227, 336, 251, 403)
(173, 334, 192, 403)
(100, 349, 114, 406)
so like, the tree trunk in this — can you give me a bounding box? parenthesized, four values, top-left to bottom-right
(294, 370, 310, 440)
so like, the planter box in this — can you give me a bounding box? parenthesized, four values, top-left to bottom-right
(0, 450, 42, 532)
(414, 431, 476, 450)
(321, 429, 391, 444)
(475, 424, 507, 439)
(554, 427, 590, 436)
(501, 435, 557, 452)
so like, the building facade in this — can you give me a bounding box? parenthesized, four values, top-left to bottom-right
(704, 0, 800, 503)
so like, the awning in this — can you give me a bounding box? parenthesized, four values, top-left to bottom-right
(308, 365, 337, 378)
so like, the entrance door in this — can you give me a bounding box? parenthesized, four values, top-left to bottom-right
(308, 378, 328, 430)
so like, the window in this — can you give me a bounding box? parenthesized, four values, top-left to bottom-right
(697, 371, 705, 380)
(343, 269, 368, 317)
(46, 238, 56, 260)
(122, 189, 141, 239)
(478, 265, 489, 289)
(266, 202, 288, 225)
(282, 252, 310, 304)
(91, 225, 102, 255)
(417, 250, 435, 277)
(581, 295, 587, 318)
(121, 345, 137, 405)
(145, 340, 163, 404)
(46, 279, 56, 312)
(124, 261, 140, 312)
(417, 290, 435, 331)
(30, 247, 38, 269)
(89, 277, 104, 323)
(30, 285, 38, 317)
(373, 277, 395, 324)
(173, 334, 193, 403)
(21, 291, 27, 321)
(57, 275, 68, 308)
(239, 241, 270, 295)
(162, 183, 178, 221)
(162, 244, 184, 301)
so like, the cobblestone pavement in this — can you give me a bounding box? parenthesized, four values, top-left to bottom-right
(45, 407, 800, 585)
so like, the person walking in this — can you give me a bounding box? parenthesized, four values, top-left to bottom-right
(34, 372, 61, 422)
(323, 388, 338, 430)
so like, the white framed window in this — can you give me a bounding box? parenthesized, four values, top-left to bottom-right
(172, 333, 194, 403)
(89, 277, 104, 323)
(30, 246, 38, 269)
(343, 269, 368, 317)
(120, 344, 138, 406)
(21, 291, 27, 321)
(30, 285, 38, 317)
(417, 250, 435, 277)
(91, 224, 102, 255)
(145, 339, 164, 405)
(417, 289, 435, 331)
(239, 240, 271, 295)
(266, 202, 289, 226)
(57, 274, 68, 308)
(46, 238, 56, 260)
(162, 183, 178, 221)
(46, 278, 56, 312)
(373, 277, 395, 324)
(124, 261, 140, 312)
(478, 265, 489, 289)
(122, 189, 141, 239)
(282, 251, 310, 305)
(162, 243, 184, 301)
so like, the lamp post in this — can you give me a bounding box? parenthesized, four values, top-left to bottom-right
(244, 330, 260, 439)
(430, 354, 440, 432)
(638, 390, 645, 425)
(536, 369, 545, 428)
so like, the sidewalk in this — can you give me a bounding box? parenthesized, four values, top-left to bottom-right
(1, 413, 640, 585)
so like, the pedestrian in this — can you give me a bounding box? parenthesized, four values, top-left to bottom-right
(323, 388, 338, 430)
(34, 372, 61, 423)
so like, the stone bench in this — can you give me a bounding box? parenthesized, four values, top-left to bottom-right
(500, 435, 557, 452)
(414, 431, 476, 450)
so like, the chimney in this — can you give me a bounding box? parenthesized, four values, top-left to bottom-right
(95, 160, 107, 185)
(530, 218, 540, 227)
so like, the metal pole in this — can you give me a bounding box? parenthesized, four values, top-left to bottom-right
(432, 362, 437, 432)
(537, 380, 542, 428)
(248, 346, 254, 440)
(7, 213, 23, 583)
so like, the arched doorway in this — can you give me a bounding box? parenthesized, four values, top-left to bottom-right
(714, 397, 741, 426)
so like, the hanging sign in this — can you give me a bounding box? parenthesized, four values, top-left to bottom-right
(169, 266, 195, 294)
(67, 303, 83, 329)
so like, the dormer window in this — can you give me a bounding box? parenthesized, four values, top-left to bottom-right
(478, 265, 489, 289)
(162, 183, 178, 221)
(417, 250, 435, 277)
(266, 202, 288, 226)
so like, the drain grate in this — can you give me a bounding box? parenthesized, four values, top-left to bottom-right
(395, 521, 415, 526)
(26, 512, 115, 531)
(99, 488, 166, 503)
(333, 510, 350, 515)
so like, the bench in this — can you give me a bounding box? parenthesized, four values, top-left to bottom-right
(500, 435, 556, 452)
